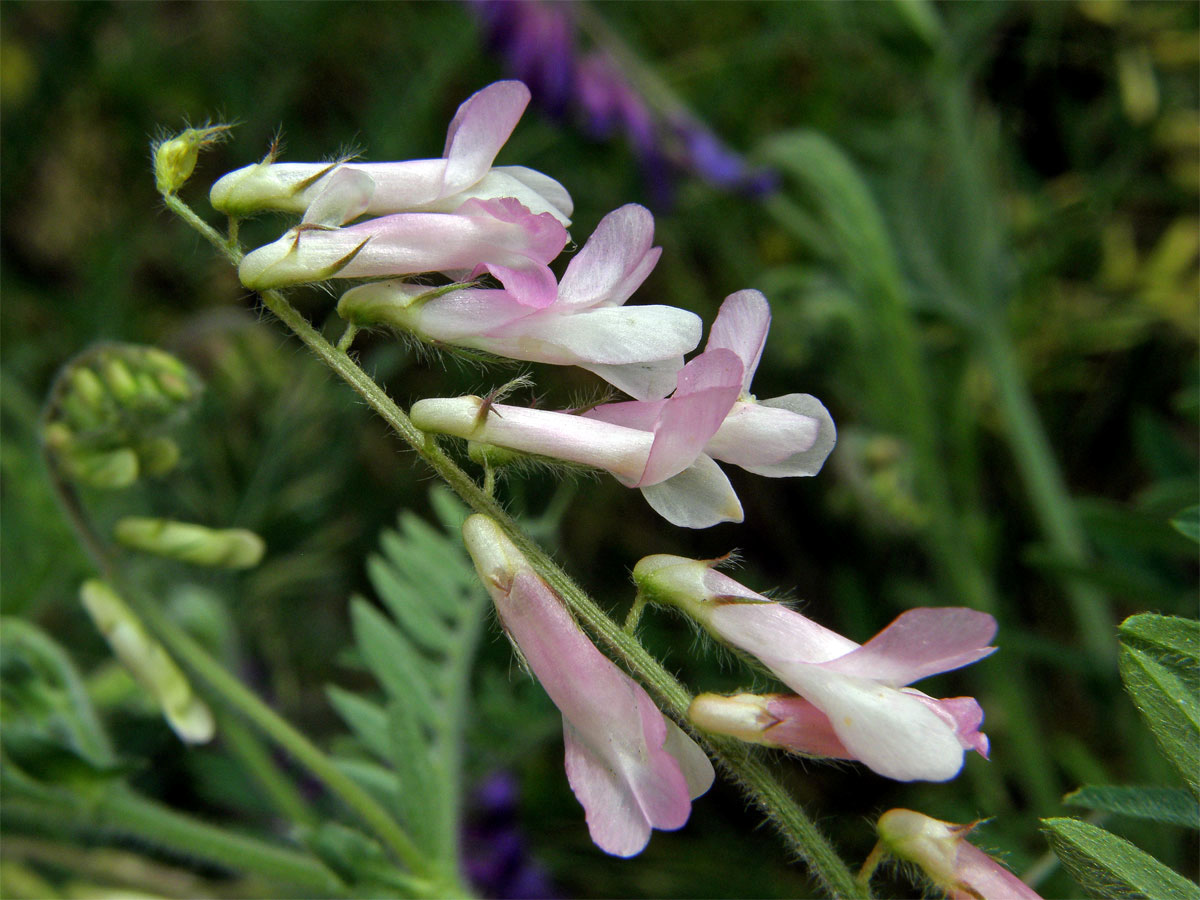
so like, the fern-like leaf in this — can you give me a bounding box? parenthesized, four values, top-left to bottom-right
(327, 487, 488, 876)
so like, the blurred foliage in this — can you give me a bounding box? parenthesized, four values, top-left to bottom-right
(2, 1, 1196, 898)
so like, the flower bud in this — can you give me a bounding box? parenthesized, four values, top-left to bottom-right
(875, 809, 1043, 900)
(79, 580, 214, 743)
(135, 437, 182, 477)
(63, 446, 140, 490)
(45, 344, 203, 490)
(114, 518, 265, 569)
(153, 125, 230, 196)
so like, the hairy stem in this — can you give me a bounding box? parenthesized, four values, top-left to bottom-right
(163, 192, 863, 898)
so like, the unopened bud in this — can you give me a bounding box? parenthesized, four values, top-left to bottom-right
(154, 125, 231, 195)
(135, 437, 182, 477)
(64, 446, 140, 490)
(100, 357, 140, 407)
(875, 809, 1043, 900)
(79, 580, 214, 743)
(115, 518, 265, 569)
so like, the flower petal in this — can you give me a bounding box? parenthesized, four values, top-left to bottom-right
(495, 305, 701, 365)
(337, 283, 531, 341)
(638, 349, 742, 486)
(771, 667, 968, 782)
(704, 400, 821, 475)
(818, 608, 998, 686)
(558, 204, 660, 309)
(706, 289, 771, 393)
(442, 81, 531, 196)
(639, 455, 744, 528)
(563, 720, 653, 857)
(302, 167, 376, 227)
(584, 359, 688, 403)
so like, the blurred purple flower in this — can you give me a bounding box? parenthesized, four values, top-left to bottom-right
(472, 0, 777, 205)
(463, 771, 556, 899)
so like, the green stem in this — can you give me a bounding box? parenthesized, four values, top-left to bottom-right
(164, 192, 863, 898)
(218, 711, 320, 829)
(41, 434, 427, 878)
(3, 790, 342, 895)
(128, 593, 430, 877)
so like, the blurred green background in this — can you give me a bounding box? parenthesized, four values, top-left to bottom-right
(2, 1, 1197, 897)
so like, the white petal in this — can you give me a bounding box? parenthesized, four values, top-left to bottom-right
(639, 456, 744, 528)
(775, 667, 966, 782)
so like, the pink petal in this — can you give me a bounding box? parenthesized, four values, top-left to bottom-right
(909, 694, 990, 758)
(954, 842, 1044, 900)
(584, 399, 666, 432)
(762, 696, 855, 759)
(563, 721, 652, 857)
(705, 290, 771, 393)
(558, 204, 660, 309)
(472, 557, 701, 857)
(706, 597, 859, 664)
(441, 81, 531, 196)
(638, 349, 742, 486)
(337, 282, 532, 341)
(818, 608, 998, 685)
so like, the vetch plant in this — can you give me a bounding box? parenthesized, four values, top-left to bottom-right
(21, 54, 1190, 899)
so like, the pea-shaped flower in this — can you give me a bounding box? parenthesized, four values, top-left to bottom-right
(462, 515, 713, 856)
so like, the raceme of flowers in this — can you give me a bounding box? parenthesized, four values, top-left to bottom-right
(210, 79, 999, 856)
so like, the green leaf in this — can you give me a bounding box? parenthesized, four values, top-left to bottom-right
(325, 686, 390, 763)
(1170, 505, 1199, 543)
(1042, 818, 1200, 900)
(1065, 785, 1200, 829)
(349, 599, 437, 727)
(759, 130, 906, 300)
(1119, 615, 1200, 794)
(388, 699, 444, 859)
(366, 555, 452, 654)
(327, 491, 489, 873)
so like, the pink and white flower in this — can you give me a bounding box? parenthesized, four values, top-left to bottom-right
(587, 289, 836, 479)
(462, 515, 713, 857)
(874, 809, 1044, 899)
(210, 81, 573, 225)
(411, 348, 747, 528)
(337, 203, 700, 400)
(238, 196, 567, 306)
(635, 555, 995, 782)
